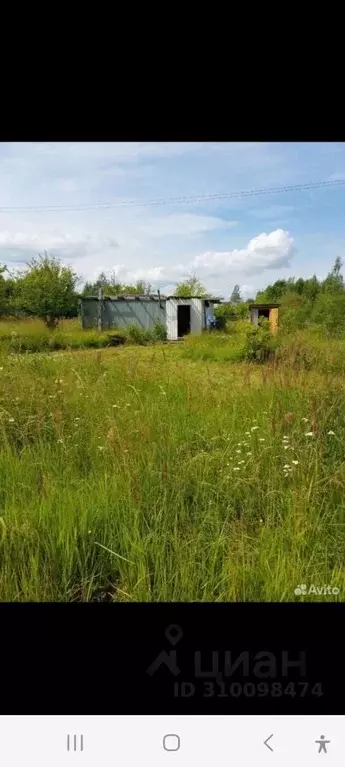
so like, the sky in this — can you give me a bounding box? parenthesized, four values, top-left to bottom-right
(1, 141, 345, 298)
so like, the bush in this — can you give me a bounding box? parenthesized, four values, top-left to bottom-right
(152, 320, 167, 342)
(243, 318, 278, 362)
(126, 324, 152, 345)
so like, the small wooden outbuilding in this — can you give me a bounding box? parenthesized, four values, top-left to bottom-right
(248, 303, 280, 335)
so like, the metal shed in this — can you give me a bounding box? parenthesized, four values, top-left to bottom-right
(80, 292, 223, 340)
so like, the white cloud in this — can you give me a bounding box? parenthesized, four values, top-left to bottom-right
(137, 213, 237, 238)
(192, 229, 295, 274)
(0, 230, 118, 258)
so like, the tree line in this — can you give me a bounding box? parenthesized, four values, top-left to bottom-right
(1, 252, 345, 334)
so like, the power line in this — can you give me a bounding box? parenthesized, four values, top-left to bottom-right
(0, 178, 344, 213)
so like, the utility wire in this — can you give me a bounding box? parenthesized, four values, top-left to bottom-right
(0, 179, 344, 213)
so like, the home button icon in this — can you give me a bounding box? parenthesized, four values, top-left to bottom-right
(163, 734, 180, 751)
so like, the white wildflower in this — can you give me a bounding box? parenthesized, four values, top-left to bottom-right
(235, 449, 241, 454)
(305, 432, 315, 437)
(233, 467, 240, 471)
(98, 445, 105, 451)
(284, 445, 289, 450)
(259, 438, 265, 442)
(292, 460, 299, 465)
(283, 464, 290, 469)
(302, 417, 309, 422)
(245, 431, 250, 436)
(8, 418, 14, 423)
(246, 452, 252, 456)
(251, 426, 259, 431)
(238, 460, 245, 464)
(327, 430, 335, 436)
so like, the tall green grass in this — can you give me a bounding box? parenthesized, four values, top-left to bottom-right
(0, 333, 344, 601)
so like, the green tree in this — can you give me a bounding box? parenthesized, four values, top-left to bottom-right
(14, 252, 80, 328)
(174, 274, 209, 297)
(230, 284, 242, 303)
(0, 265, 10, 315)
(322, 257, 344, 294)
(311, 292, 345, 336)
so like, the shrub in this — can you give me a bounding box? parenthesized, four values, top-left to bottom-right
(152, 320, 167, 342)
(126, 324, 152, 345)
(243, 318, 278, 362)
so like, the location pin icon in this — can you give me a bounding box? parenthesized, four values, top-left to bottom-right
(165, 625, 183, 646)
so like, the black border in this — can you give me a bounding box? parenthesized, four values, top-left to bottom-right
(1, 603, 344, 714)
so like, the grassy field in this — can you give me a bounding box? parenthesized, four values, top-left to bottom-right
(0, 318, 344, 601)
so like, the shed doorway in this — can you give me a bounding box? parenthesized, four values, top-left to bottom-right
(258, 308, 270, 320)
(177, 305, 191, 337)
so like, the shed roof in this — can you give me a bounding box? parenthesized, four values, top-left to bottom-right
(81, 294, 223, 302)
(165, 295, 223, 302)
(248, 303, 281, 309)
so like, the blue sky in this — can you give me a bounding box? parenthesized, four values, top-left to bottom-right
(1, 141, 345, 298)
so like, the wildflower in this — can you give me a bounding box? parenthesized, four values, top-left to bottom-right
(245, 431, 250, 436)
(235, 450, 241, 454)
(327, 430, 335, 436)
(8, 418, 14, 423)
(124, 449, 128, 453)
(283, 435, 289, 440)
(233, 467, 240, 471)
(283, 464, 290, 469)
(259, 438, 265, 442)
(0, 367, 3, 370)
(246, 452, 252, 456)
(292, 460, 299, 465)
(237, 442, 242, 446)
(251, 426, 259, 431)
(238, 460, 245, 464)
(88, 530, 92, 534)
(284, 445, 289, 450)
(98, 445, 105, 451)
(57, 439, 64, 444)
(302, 417, 309, 422)
(305, 432, 315, 437)
(112, 404, 119, 408)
